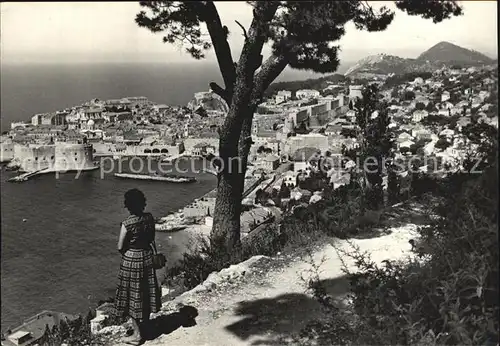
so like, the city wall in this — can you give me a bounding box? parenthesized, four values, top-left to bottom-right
(122, 142, 184, 156)
(0, 141, 15, 162)
(12, 143, 96, 172)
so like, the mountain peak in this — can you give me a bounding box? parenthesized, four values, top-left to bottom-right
(417, 41, 493, 64)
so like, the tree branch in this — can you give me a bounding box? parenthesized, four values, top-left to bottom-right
(203, 2, 237, 98)
(237, 2, 279, 75)
(250, 54, 289, 108)
(235, 20, 248, 40)
(209, 82, 230, 105)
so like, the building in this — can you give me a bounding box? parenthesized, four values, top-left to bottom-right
(2, 311, 78, 346)
(103, 111, 133, 123)
(296, 89, 321, 100)
(0, 140, 15, 162)
(412, 110, 428, 122)
(153, 104, 170, 113)
(275, 90, 292, 104)
(31, 113, 66, 127)
(10, 142, 97, 173)
(441, 91, 450, 102)
(10, 122, 30, 130)
(399, 140, 415, 151)
(123, 142, 185, 157)
(345, 109, 356, 122)
(191, 142, 217, 156)
(325, 124, 342, 136)
(123, 96, 149, 107)
(255, 154, 280, 172)
(412, 128, 432, 141)
(287, 108, 310, 130)
(285, 133, 329, 156)
(282, 171, 297, 188)
(397, 132, 413, 142)
(349, 85, 363, 101)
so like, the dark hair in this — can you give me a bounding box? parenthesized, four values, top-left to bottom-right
(124, 188, 146, 215)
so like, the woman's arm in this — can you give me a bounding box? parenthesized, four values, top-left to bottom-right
(117, 223, 128, 254)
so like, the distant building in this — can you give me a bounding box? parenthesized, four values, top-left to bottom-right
(397, 132, 413, 143)
(286, 133, 329, 155)
(191, 142, 216, 156)
(2, 310, 78, 346)
(0, 140, 14, 162)
(349, 85, 363, 101)
(412, 128, 432, 141)
(441, 91, 451, 102)
(123, 96, 149, 107)
(255, 154, 280, 172)
(325, 124, 342, 136)
(10, 122, 30, 130)
(296, 89, 320, 100)
(412, 110, 428, 123)
(275, 90, 292, 104)
(10, 142, 97, 173)
(345, 109, 356, 122)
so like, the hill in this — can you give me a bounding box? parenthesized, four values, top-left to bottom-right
(417, 41, 494, 65)
(344, 54, 435, 78)
(345, 42, 493, 78)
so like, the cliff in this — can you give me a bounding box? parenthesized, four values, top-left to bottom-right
(102, 204, 428, 345)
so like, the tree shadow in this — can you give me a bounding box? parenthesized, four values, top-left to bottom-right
(225, 275, 351, 345)
(144, 305, 198, 341)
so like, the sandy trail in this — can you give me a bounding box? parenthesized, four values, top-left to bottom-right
(112, 221, 420, 346)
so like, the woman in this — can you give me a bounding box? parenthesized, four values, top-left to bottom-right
(114, 188, 161, 345)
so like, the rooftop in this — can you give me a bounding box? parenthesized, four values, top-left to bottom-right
(3, 311, 78, 346)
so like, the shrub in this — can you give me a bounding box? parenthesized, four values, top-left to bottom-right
(305, 164, 499, 345)
(166, 211, 326, 291)
(37, 309, 105, 346)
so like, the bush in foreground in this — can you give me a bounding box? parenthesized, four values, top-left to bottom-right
(303, 164, 499, 345)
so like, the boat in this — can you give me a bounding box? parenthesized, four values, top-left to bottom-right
(114, 172, 196, 183)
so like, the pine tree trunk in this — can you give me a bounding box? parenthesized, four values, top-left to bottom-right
(210, 89, 255, 251)
(211, 165, 244, 250)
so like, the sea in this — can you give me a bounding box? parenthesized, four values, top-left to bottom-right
(0, 62, 339, 330)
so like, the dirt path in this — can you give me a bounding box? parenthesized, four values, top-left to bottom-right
(111, 218, 421, 346)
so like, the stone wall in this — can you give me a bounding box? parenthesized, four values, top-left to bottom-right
(0, 141, 14, 162)
(123, 143, 184, 156)
(13, 142, 96, 172)
(14, 144, 56, 172)
(53, 143, 96, 171)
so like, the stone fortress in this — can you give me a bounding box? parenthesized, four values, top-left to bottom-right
(5, 141, 97, 173)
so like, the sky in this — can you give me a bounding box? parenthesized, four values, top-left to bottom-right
(1, 1, 497, 65)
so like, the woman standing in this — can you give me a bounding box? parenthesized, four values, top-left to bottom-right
(114, 188, 161, 345)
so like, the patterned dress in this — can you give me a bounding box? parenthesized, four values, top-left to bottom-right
(114, 212, 161, 321)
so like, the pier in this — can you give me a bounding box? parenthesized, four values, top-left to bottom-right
(160, 153, 186, 163)
(7, 169, 51, 182)
(7, 165, 100, 183)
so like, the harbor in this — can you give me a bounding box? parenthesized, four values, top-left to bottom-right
(0, 156, 218, 331)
